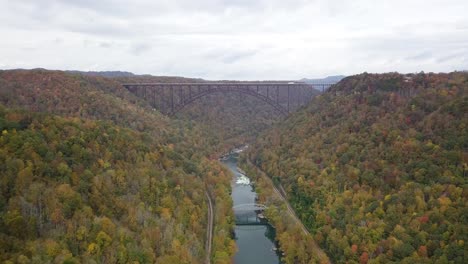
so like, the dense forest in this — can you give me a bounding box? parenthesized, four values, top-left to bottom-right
(245, 72, 468, 263)
(2, 69, 467, 263)
(0, 70, 236, 263)
(0, 107, 209, 263)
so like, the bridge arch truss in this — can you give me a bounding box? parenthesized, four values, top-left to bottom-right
(123, 82, 332, 116)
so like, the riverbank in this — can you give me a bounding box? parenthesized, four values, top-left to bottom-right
(202, 159, 237, 264)
(238, 157, 331, 264)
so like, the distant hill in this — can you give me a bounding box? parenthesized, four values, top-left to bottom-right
(66, 70, 136, 77)
(299, 75, 346, 84)
(299, 75, 346, 92)
(66, 70, 207, 83)
(299, 75, 346, 91)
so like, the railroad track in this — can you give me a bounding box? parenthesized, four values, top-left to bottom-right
(204, 191, 214, 264)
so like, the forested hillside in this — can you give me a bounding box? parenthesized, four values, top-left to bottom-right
(174, 93, 281, 153)
(0, 69, 227, 157)
(0, 70, 170, 134)
(0, 70, 236, 263)
(246, 72, 468, 263)
(0, 108, 210, 263)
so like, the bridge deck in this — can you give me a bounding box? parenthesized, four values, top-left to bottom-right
(235, 222, 269, 226)
(123, 82, 334, 86)
(123, 81, 332, 85)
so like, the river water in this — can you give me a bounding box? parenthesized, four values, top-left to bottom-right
(222, 154, 281, 264)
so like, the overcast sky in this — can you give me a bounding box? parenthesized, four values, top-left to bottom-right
(1, 0, 467, 80)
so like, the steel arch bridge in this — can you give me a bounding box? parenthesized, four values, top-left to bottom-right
(123, 82, 332, 116)
(233, 203, 267, 211)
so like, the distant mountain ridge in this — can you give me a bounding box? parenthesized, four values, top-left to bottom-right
(299, 75, 346, 84)
(66, 70, 136, 77)
(67, 70, 346, 84)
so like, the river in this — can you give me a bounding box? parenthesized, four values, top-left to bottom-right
(221, 153, 281, 264)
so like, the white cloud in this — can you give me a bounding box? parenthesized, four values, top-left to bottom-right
(0, 0, 467, 79)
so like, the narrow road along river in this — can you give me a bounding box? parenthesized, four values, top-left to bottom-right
(222, 154, 281, 264)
